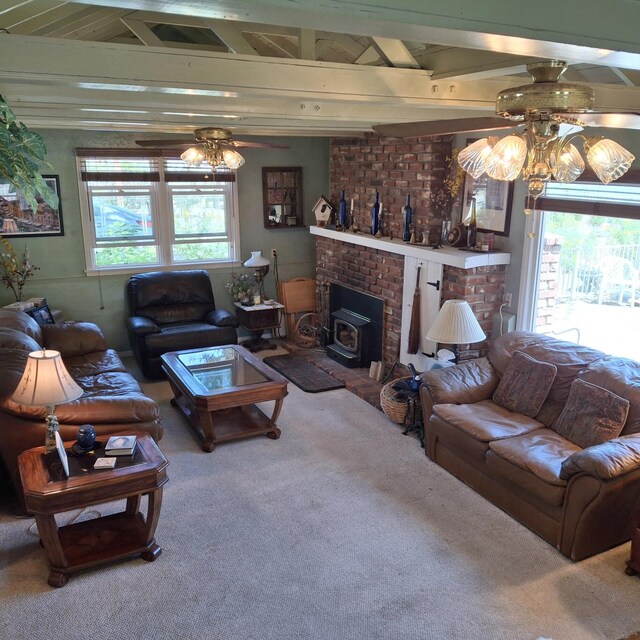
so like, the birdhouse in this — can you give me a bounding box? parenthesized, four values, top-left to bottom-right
(312, 195, 334, 227)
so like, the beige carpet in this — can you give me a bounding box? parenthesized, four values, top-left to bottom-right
(2, 366, 640, 640)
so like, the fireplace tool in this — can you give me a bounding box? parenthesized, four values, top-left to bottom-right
(407, 265, 422, 354)
(318, 280, 331, 348)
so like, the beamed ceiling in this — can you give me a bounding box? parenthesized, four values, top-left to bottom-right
(1, 0, 640, 138)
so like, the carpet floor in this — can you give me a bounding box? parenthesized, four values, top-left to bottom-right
(2, 370, 640, 640)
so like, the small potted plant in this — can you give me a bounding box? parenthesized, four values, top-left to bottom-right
(0, 237, 39, 301)
(225, 273, 256, 306)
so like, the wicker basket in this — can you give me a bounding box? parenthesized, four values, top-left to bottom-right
(380, 376, 421, 425)
(294, 312, 321, 348)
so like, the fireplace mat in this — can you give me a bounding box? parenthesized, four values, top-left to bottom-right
(263, 355, 345, 393)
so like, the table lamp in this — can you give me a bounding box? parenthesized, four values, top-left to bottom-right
(244, 250, 270, 301)
(12, 350, 83, 452)
(426, 300, 486, 364)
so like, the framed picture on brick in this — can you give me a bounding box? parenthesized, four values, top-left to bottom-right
(461, 140, 513, 236)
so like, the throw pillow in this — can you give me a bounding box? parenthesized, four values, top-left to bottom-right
(553, 378, 629, 449)
(493, 351, 557, 417)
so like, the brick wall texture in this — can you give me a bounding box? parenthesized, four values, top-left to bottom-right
(317, 133, 507, 364)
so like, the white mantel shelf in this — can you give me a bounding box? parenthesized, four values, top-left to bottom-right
(310, 225, 510, 269)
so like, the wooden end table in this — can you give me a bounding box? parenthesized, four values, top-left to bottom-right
(161, 344, 288, 452)
(234, 301, 284, 352)
(18, 432, 168, 588)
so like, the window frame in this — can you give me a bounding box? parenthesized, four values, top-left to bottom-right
(517, 179, 640, 331)
(77, 151, 241, 276)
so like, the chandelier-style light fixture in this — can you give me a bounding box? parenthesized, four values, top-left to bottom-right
(180, 128, 246, 171)
(457, 61, 635, 200)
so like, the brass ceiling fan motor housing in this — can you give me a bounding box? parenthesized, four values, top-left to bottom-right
(496, 60, 595, 121)
(194, 127, 233, 143)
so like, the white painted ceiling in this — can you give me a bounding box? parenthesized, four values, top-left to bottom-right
(2, 0, 640, 139)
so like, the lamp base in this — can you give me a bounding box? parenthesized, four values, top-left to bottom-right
(45, 411, 60, 453)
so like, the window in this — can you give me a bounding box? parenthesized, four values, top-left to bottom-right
(77, 150, 239, 274)
(518, 179, 640, 359)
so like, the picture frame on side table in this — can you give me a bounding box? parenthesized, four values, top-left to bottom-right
(461, 141, 513, 236)
(0, 175, 63, 237)
(54, 431, 70, 477)
(27, 304, 55, 326)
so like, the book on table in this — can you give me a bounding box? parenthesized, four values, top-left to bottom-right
(105, 435, 137, 456)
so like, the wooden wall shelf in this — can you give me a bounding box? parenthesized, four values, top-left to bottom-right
(262, 166, 303, 229)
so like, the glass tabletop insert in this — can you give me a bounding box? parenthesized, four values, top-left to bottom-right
(178, 347, 269, 392)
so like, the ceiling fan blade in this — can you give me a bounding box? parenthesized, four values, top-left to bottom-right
(231, 140, 290, 149)
(373, 117, 511, 138)
(579, 112, 640, 130)
(135, 138, 194, 147)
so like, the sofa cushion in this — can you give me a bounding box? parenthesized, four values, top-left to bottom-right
(578, 357, 640, 435)
(433, 399, 544, 442)
(0, 328, 41, 352)
(488, 331, 605, 405)
(42, 322, 108, 357)
(0, 309, 42, 344)
(141, 303, 214, 325)
(64, 349, 127, 378)
(487, 429, 580, 506)
(0, 348, 30, 399)
(144, 322, 238, 357)
(489, 429, 580, 486)
(493, 351, 557, 417)
(553, 379, 629, 449)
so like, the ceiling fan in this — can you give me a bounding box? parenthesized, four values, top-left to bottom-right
(135, 127, 289, 170)
(373, 60, 639, 198)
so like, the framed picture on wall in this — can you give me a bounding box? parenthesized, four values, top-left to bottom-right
(461, 141, 513, 236)
(0, 175, 63, 237)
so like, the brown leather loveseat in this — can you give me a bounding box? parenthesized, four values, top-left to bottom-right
(420, 331, 640, 560)
(0, 309, 163, 505)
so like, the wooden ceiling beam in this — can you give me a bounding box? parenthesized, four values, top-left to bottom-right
(298, 28, 314, 60)
(202, 18, 257, 54)
(371, 37, 420, 69)
(120, 17, 164, 46)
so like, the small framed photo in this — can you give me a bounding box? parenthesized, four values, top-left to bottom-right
(54, 431, 70, 477)
(461, 140, 514, 237)
(0, 175, 63, 237)
(27, 304, 55, 326)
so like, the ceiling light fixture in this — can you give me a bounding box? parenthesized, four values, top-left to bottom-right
(456, 60, 635, 200)
(180, 128, 246, 171)
(458, 124, 635, 200)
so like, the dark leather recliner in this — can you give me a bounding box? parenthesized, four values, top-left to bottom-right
(126, 270, 239, 378)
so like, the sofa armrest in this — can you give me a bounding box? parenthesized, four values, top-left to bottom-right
(205, 308, 240, 328)
(420, 356, 499, 405)
(41, 322, 108, 358)
(560, 433, 640, 481)
(127, 316, 161, 336)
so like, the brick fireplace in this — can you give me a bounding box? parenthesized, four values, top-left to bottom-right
(312, 133, 510, 373)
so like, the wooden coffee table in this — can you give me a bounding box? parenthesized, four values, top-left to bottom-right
(161, 344, 289, 452)
(18, 432, 168, 588)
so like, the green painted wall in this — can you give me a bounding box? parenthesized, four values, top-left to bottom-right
(0, 130, 329, 351)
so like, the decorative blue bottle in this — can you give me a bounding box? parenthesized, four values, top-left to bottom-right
(338, 189, 348, 228)
(402, 194, 412, 242)
(371, 191, 381, 235)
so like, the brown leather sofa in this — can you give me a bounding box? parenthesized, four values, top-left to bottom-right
(0, 309, 163, 506)
(420, 331, 640, 560)
(126, 269, 239, 379)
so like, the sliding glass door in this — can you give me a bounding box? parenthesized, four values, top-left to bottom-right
(521, 182, 640, 359)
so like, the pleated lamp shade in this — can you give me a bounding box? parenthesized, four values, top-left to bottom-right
(426, 300, 486, 346)
(12, 350, 83, 407)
